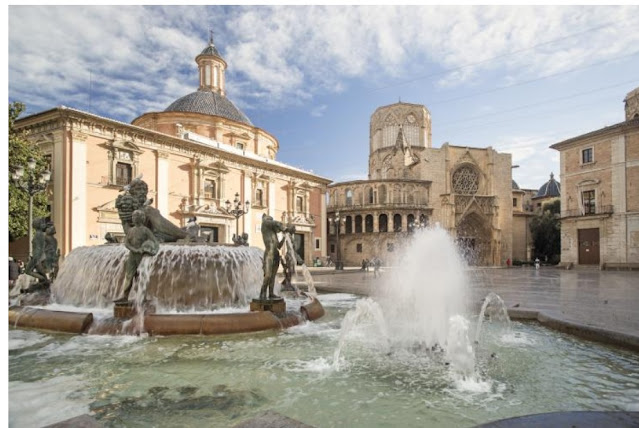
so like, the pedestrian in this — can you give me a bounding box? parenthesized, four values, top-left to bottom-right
(373, 257, 381, 278)
(534, 258, 540, 270)
(9, 257, 20, 288)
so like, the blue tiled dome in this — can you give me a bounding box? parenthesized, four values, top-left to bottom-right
(165, 90, 253, 126)
(535, 172, 560, 198)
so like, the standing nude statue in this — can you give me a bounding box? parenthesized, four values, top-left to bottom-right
(259, 214, 292, 300)
(25, 218, 49, 284)
(116, 210, 159, 302)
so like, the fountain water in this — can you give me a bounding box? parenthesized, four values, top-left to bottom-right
(52, 244, 263, 310)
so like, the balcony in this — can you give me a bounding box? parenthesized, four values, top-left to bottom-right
(560, 205, 613, 219)
(327, 201, 431, 212)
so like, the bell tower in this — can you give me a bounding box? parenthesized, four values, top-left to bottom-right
(196, 31, 227, 96)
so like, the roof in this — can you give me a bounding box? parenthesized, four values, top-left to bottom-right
(199, 44, 222, 58)
(512, 179, 520, 190)
(164, 90, 253, 126)
(534, 173, 560, 199)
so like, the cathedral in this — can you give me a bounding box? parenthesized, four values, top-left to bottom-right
(327, 102, 514, 266)
(10, 36, 331, 264)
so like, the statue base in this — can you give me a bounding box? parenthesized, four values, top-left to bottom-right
(250, 298, 286, 314)
(113, 300, 156, 319)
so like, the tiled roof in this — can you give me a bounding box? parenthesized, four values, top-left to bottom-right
(164, 90, 252, 126)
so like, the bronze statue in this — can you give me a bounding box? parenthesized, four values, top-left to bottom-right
(44, 223, 60, 282)
(280, 224, 297, 291)
(24, 218, 49, 285)
(232, 233, 249, 246)
(259, 214, 291, 300)
(115, 178, 188, 242)
(116, 210, 159, 302)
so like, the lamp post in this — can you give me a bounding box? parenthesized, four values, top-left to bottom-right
(11, 157, 51, 259)
(225, 192, 250, 241)
(329, 211, 344, 270)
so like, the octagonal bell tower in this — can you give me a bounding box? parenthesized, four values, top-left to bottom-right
(368, 102, 432, 179)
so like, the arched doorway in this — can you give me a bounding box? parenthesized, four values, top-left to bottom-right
(456, 211, 491, 265)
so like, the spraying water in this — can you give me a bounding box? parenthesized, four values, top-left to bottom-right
(282, 234, 317, 296)
(475, 292, 511, 343)
(335, 226, 476, 377)
(52, 244, 263, 311)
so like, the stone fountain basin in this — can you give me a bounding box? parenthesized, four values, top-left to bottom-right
(8, 296, 325, 335)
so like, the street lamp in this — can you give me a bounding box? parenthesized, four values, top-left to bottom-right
(329, 211, 344, 270)
(11, 157, 51, 259)
(225, 192, 250, 242)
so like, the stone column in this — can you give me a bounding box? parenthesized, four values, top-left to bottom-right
(71, 134, 87, 249)
(321, 188, 327, 257)
(156, 151, 169, 217)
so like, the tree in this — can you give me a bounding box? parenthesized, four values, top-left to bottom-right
(9, 102, 50, 241)
(530, 199, 561, 263)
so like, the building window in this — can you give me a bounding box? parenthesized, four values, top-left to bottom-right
(356, 243, 363, 253)
(346, 189, 353, 206)
(355, 215, 363, 233)
(582, 148, 593, 164)
(255, 188, 264, 206)
(393, 214, 402, 232)
(236, 142, 245, 151)
(582, 190, 596, 214)
(387, 243, 394, 252)
(365, 215, 374, 233)
(379, 214, 388, 232)
(296, 196, 304, 213)
(513, 198, 517, 207)
(368, 188, 374, 204)
(315, 238, 320, 250)
(452, 165, 479, 195)
(204, 179, 217, 199)
(330, 244, 335, 253)
(115, 162, 132, 185)
(345, 216, 353, 234)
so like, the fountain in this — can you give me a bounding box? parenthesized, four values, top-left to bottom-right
(9, 213, 639, 427)
(9, 178, 324, 336)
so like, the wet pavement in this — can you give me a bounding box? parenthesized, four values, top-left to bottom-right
(308, 266, 639, 339)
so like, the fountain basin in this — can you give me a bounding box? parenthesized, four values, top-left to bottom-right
(8, 296, 324, 336)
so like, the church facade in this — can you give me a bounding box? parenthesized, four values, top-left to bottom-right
(327, 102, 513, 266)
(11, 37, 331, 264)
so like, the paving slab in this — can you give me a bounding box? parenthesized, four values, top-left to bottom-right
(310, 267, 639, 344)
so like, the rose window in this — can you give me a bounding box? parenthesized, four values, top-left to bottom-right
(452, 166, 479, 195)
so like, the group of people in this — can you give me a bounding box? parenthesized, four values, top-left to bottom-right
(361, 257, 383, 277)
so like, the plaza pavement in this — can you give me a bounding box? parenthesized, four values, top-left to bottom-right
(307, 266, 639, 348)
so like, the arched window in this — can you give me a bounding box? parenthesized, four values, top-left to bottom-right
(345, 216, 353, 234)
(407, 214, 415, 232)
(346, 189, 353, 206)
(393, 214, 402, 232)
(378, 185, 387, 204)
(367, 187, 374, 204)
(379, 214, 388, 232)
(355, 215, 363, 233)
(365, 215, 374, 233)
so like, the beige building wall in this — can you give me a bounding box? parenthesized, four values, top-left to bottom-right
(551, 87, 639, 267)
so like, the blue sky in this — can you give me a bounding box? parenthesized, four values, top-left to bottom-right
(8, 5, 639, 190)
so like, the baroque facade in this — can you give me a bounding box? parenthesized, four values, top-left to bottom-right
(327, 102, 513, 266)
(550, 87, 639, 268)
(10, 37, 331, 264)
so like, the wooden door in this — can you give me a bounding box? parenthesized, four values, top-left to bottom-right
(578, 228, 600, 265)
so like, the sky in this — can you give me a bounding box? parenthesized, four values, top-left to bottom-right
(7, 5, 639, 190)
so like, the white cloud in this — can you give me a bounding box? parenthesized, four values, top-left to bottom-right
(9, 5, 639, 119)
(310, 104, 327, 117)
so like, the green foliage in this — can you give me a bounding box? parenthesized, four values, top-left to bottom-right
(530, 201, 561, 263)
(9, 102, 50, 241)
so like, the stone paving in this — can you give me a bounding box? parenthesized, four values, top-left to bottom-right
(308, 266, 639, 339)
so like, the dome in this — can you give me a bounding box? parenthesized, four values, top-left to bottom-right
(164, 90, 253, 126)
(199, 44, 221, 58)
(512, 179, 520, 190)
(535, 172, 560, 198)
